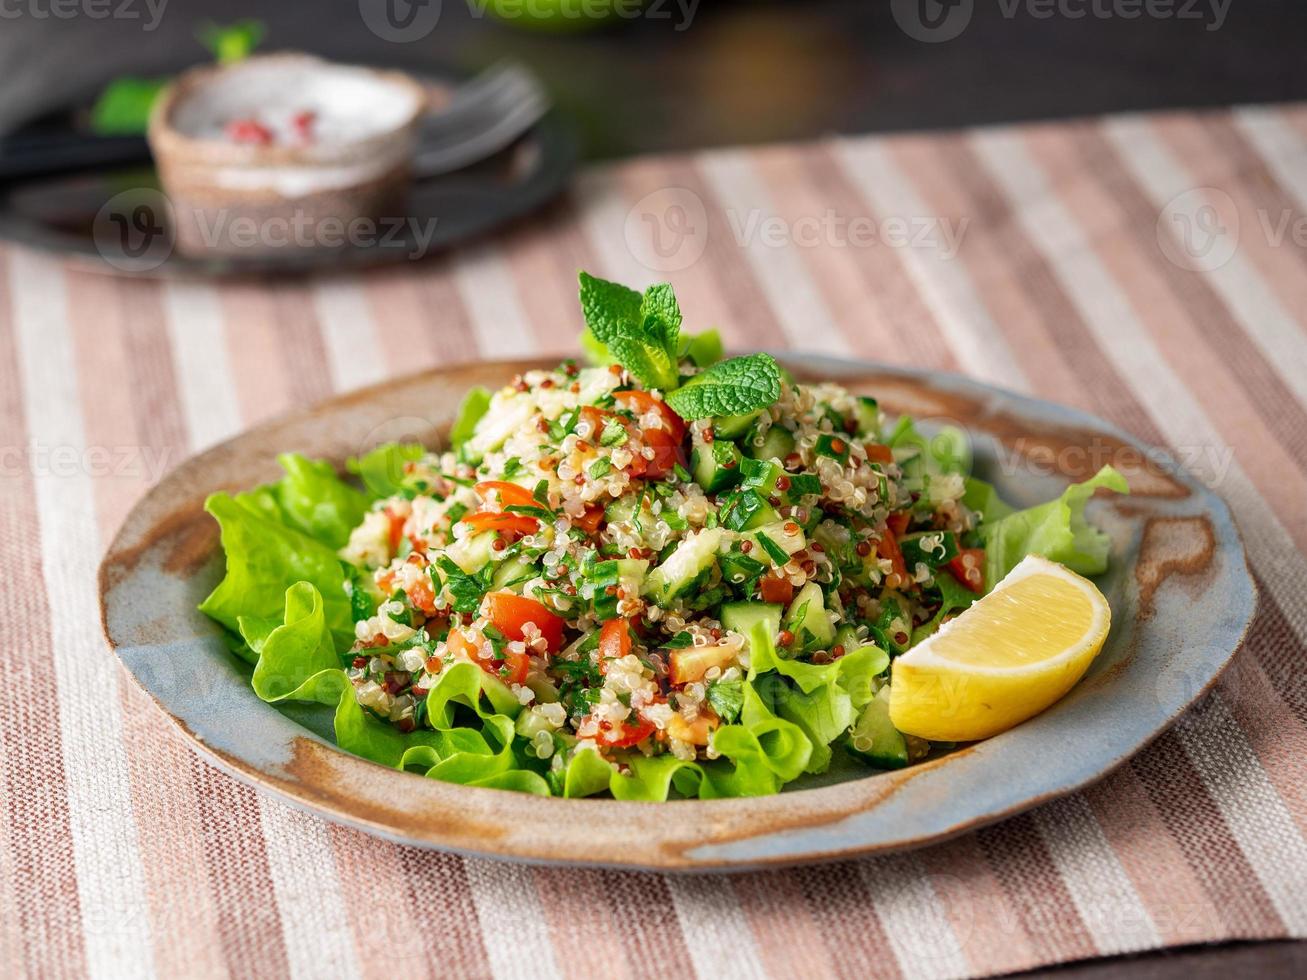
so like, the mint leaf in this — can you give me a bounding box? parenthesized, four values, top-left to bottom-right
(665, 353, 782, 420)
(577, 272, 680, 391)
(606, 335, 678, 393)
(639, 283, 682, 353)
(579, 272, 643, 345)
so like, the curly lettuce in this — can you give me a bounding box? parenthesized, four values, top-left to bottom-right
(979, 465, 1128, 586)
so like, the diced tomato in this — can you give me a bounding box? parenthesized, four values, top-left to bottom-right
(474, 481, 538, 509)
(596, 715, 656, 748)
(877, 533, 909, 584)
(448, 627, 529, 685)
(947, 548, 986, 594)
(886, 511, 911, 537)
(577, 405, 612, 439)
(759, 574, 794, 605)
(574, 506, 605, 535)
(406, 576, 437, 617)
(613, 390, 687, 440)
(599, 618, 633, 662)
(459, 511, 538, 538)
(865, 443, 894, 465)
(635, 428, 685, 480)
(485, 592, 565, 652)
(385, 508, 406, 551)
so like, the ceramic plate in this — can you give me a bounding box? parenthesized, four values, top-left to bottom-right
(99, 356, 1255, 871)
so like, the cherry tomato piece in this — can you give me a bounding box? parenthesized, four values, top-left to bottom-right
(484, 592, 566, 652)
(947, 548, 987, 594)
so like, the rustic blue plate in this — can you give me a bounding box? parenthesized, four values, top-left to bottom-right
(99, 356, 1255, 870)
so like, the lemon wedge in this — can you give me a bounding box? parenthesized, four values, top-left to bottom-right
(888, 555, 1110, 742)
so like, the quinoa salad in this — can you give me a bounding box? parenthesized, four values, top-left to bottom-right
(199, 272, 1126, 799)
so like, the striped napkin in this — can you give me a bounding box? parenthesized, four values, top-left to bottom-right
(3, 102, 1306, 980)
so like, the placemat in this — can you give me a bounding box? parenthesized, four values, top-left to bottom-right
(3, 103, 1306, 980)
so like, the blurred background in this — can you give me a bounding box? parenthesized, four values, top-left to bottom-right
(4, 0, 1306, 159)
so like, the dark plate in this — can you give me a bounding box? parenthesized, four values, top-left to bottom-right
(0, 67, 576, 278)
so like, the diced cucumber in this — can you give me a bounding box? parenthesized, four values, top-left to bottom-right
(466, 392, 533, 459)
(854, 396, 881, 438)
(720, 601, 782, 642)
(714, 411, 760, 440)
(784, 581, 835, 652)
(575, 366, 620, 404)
(604, 495, 637, 524)
(720, 489, 780, 532)
(869, 593, 913, 656)
(643, 528, 724, 605)
(898, 530, 959, 569)
(591, 557, 650, 618)
(745, 425, 796, 462)
(846, 687, 908, 769)
(740, 456, 782, 495)
(445, 530, 497, 574)
(745, 520, 807, 565)
(692, 437, 743, 494)
(834, 624, 860, 652)
(491, 555, 536, 589)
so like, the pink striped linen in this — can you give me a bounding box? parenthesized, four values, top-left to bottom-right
(4, 104, 1306, 980)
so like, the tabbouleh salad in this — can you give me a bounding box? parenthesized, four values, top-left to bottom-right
(198, 272, 1126, 799)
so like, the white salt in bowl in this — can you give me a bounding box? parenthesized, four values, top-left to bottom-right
(148, 53, 430, 258)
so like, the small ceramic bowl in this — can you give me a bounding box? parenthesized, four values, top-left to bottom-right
(148, 53, 428, 258)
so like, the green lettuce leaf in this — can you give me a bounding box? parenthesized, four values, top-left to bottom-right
(244, 453, 369, 550)
(198, 492, 355, 652)
(979, 465, 1129, 587)
(450, 387, 493, 451)
(348, 442, 424, 500)
(748, 624, 888, 773)
(963, 476, 1014, 523)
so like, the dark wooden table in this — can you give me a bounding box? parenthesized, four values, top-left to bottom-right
(4, 0, 1307, 155)
(3, 1, 1304, 975)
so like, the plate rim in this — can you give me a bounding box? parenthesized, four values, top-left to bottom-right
(98, 354, 1257, 871)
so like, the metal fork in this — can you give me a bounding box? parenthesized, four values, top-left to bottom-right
(413, 61, 551, 179)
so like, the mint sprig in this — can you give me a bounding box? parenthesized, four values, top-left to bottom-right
(579, 272, 681, 391)
(576, 272, 783, 421)
(665, 353, 782, 420)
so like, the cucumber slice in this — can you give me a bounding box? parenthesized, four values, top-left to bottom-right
(847, 688, 908, 769)
(604, 495, 637, 524)
(643, 528, 724, 605)
(466, 392, 533, 459)
(745, 425, 796, 462)
(784, 581, 835, 652)
(739, 456, 784, 496)
(444, 530, 497, 574)
(691, 437, 743, 494)
(854, 396, 881, 438)
(720, 601, 782, 642)
(745, 520, 807, 566)
(720, 489, 780, 532)
(714, 411, 760, 440)
(491, 555, 536, 589)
